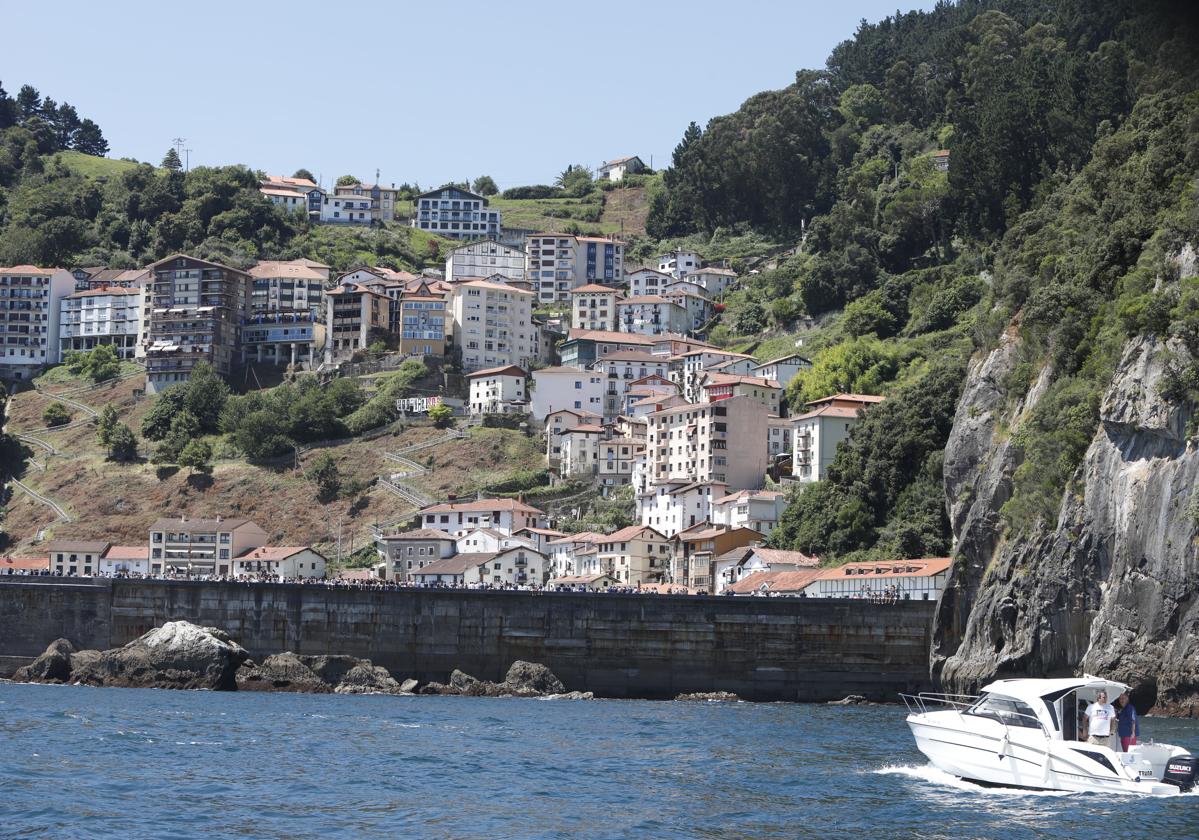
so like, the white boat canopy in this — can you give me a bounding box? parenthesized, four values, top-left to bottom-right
(980, 675, 1129, 705)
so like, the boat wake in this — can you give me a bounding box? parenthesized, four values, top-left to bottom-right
(874, 764, 1073, 797)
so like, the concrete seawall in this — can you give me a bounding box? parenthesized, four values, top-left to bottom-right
(0, 579, 936, 701)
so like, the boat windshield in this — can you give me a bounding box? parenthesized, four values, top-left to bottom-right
(967, 693, 1042, 729)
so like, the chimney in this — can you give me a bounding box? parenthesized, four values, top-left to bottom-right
(180, 515, 186, 523)
(216, 515, 222, 523)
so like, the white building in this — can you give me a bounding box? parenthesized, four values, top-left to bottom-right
(467, 364, 528, 414)
(805, 557, 953, 601)
(454, 527, 536, 554)
(46, 539, 110, 576)
(711, 489, 787, 536)
(544, 407, 602, 473)
(637, 480, 728, 537)
(767, 416, 792, 459)
(529, 365, 605, 421)
(676, 349, 758, 402)
(657, 249, 702, 279)
(233, 546, 327, 579)
(334, 183, 400, 224)
(411, 546, 548, 587)
(97, 545, 151, 576)
(525, 233, 624, 304)
(597, 155, 645, 181)
(625, 267, 673, 298)
(0, 266, 74, 379)
(559, 422, 605, 479)
(662, 289, 713, 332)
(58, 285, 143, 360)
(646, 396, 769, 490)
(570, 284, 621, 331)
(716, 546, 819, 595)
(689, 266, 737, 297)
(450, 279, 535, 372)
(545, 531, 604, 578)
(752, 353, 812, 390)
(413, 187, 501, 240)
(261, 175, 325, 220)
(320, 195, 373, 224)
(445, 239, 526, 283)
(616, 296, 692, 337)
(791, 394, 885, 483)
(700, 373, 782, 416)
(416, 498, 546, 537)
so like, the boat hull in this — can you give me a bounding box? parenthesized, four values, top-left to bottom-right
(907, 713, 1182, 796)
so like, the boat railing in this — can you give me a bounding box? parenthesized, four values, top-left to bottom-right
(901, 692, 1051, 737)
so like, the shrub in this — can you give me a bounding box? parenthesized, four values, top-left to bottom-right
(106, 423, 138, 462)
(42, 402, 71, 427)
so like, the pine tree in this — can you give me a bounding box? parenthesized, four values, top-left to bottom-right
(96, 404, 119, 447)
(72, 119, 109, 156)
(15, 84, 40, 120)
(162, 147, 182, 172)
(107, 423, 138, 462)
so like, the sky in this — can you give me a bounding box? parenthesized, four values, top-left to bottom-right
(3, 0, 936, 190)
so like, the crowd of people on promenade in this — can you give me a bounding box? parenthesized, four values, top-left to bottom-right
(2, 568, 920, 602)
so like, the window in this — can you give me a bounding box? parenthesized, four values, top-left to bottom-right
(968, 694, 1041, 729)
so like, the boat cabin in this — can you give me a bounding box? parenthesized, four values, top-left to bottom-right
(974, 676, 1129, 742)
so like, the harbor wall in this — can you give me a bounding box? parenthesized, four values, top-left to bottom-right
(0, 579, 936, 701)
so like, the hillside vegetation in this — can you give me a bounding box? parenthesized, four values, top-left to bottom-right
(645, 0, 1199, 563)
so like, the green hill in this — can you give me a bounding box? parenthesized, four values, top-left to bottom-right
(55, 151, 145, 179)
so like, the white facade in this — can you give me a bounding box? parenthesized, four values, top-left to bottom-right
(711, 490, 787, 536)
(597, 156, 644, 181)
(233, 547, 327, 579)
(59, 286, 143, 360)
(445, 239, 526, 283)
(525, 234, 624, 304)
(617, 296, 692, 337)
(657, 249, 702, 279)
(417, 500, 545, 537)
(320, 195, 373, 224)
(560, 426, 603, 478)
(455, 528, 536, 554)
(790, 396, 883, 483)
(467, 366, 527, 414)
(97, 548, 151, 576)
(753, 354, 812, 390)
(805, 558, 952, 601)
(625, 268, 673, 298)
(0, 266, 74, 378)
(689, 266, 737, 297)
(662, 289, 713, 331)
(529, 366, 605, 421)
(413, 187, 501, 240)
(637, 480, 726, 537)
(450, 279, 535, 372)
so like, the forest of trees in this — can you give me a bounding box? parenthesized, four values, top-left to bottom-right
(0, 82, 108, 157)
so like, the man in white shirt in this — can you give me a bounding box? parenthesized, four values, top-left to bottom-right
(1085, 690, 1117, 746)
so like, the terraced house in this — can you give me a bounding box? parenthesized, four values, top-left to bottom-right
(0, 265, 73, 380)
(144, 255, 249, 392)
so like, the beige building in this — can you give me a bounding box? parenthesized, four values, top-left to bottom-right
(450, 278, 535, 372)
(596, 525, 672, 585)
(148, 516, 270, 576)
(570, 284, 621, 331)
(143, 255, 250, 393)
(334, 182, 399, 223)
(46, 540, 110, 576)
(232, 546, 327, 579)
(700, 373, 782, 415)
(646, 395, 769, 490)
(324, 279, 391, 362)
(791, 393, 885, 483)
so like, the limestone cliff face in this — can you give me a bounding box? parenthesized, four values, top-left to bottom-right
(935, 331, 1199, 715)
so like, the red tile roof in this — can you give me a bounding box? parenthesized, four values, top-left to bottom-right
(815, 557, 953, 580)
(419, 498, 544, 515)
(727, 569, 824, 594)
(467, 365, 527, 379)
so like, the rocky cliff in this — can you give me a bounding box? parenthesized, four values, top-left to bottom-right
(934, 325, 1199, 714)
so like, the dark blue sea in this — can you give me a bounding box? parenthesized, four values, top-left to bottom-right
(1, 683, 1197, 839)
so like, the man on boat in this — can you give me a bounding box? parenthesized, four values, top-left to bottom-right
(1084, 689, 1117, 746)
(1116, 689, 1140, 751)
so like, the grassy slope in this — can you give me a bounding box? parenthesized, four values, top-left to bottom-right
(4, 370, 544, 555)
(55, 151, 146, 179)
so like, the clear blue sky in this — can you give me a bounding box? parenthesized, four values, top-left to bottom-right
(4, 0, 934, 190)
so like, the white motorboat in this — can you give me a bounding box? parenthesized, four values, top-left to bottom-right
(902, 676, 1198, 795)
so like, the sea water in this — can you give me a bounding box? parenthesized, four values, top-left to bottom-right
(1, 683, 1196, 838)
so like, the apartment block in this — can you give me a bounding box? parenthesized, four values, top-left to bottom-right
(525, 233, 624, 304)
(752, 353, 812, 390)
(657, 249, 701, 279)
(597, 436, 645, 491)
(334, 182, 399, 223)
(637, 479, 727, 537)
(544, 407, 601, 472)
(324, 279, 391, 362)
(688, 266, 737, 297)
(450, 279, 534, 372)
(416, 498, 546, 537)
(413, 186, 500, 240)
(529, 366, 605, 420)
(320, 194, 374, 224)
(596, 525, 671, 585)
(399, 280, 448, 356)
(148, 516, 269, 577)
(711, 489, 787, 536)
(261, 175, 325, 219)
(646, 395, 769, 490)
(625, 267, 673, 297)
(570, 284, 621, 331)
(144, 255, 249, 393)
(791, 393, 885, 482)
(700, 373, 782, 415)
(617, 295, 692, 336)
(244, 259, 329, 368)
(445, 239, 526, 282)
(59, 286, 143, 360)
(0, 266, 74, 380)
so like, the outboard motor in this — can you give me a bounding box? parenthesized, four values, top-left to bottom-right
(1162, 754, 1199, 793)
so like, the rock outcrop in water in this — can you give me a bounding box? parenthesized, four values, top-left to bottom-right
(74, 621, 249, 690)
(935, 325, 1199, 715)
(14, 638, 77, 683)
(420, 661, 587, 699)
